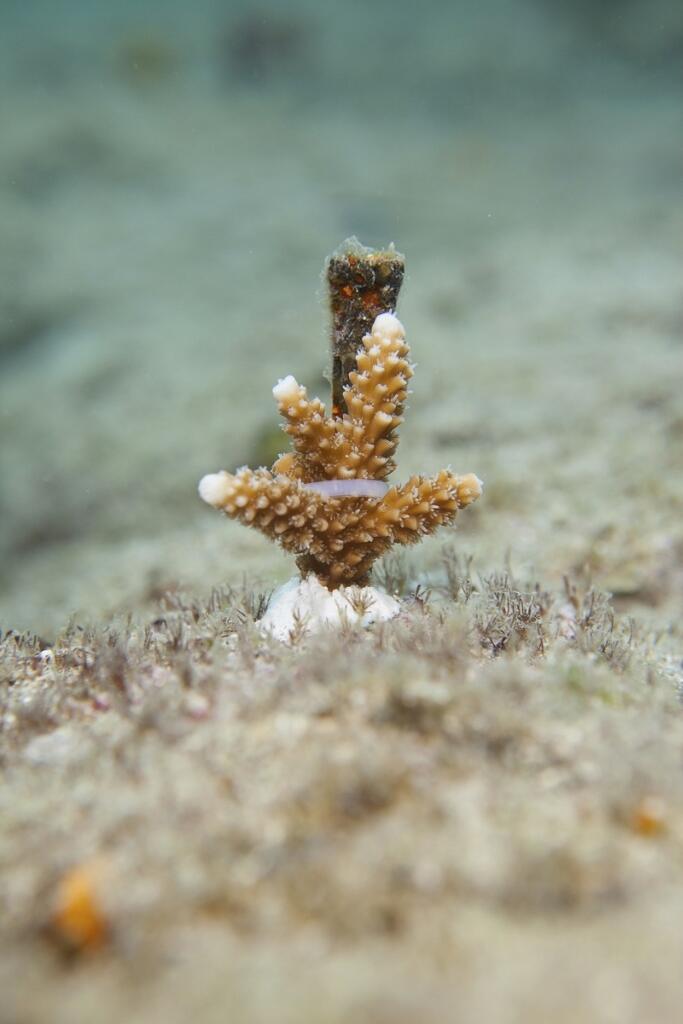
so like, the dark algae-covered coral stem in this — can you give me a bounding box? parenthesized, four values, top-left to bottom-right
(326, 238, 405, 416)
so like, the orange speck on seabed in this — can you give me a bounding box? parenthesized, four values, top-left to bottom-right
(631, 796, 667, 837)
(52, 860, 108, 951)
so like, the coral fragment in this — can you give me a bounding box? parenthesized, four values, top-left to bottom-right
(200, 310, 481, 588)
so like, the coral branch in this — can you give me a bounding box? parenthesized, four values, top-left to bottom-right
(199, 468, 325, 554)
(270, 376, 336, 481)
(379, 471, 483, 546)
(335, 312, 413, 480)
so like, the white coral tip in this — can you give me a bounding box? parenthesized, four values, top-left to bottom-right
(272, 375, 300, 403)
(372, 312, 405, 341)
(198, 471, 231, 507)
(460, 474, 483, 500)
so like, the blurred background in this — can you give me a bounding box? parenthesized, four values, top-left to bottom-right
(1, 0, 681, 635)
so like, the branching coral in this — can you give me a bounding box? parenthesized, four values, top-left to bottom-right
(199, 312, 481, 588)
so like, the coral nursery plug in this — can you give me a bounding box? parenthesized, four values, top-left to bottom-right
(199, 242, 482, 637)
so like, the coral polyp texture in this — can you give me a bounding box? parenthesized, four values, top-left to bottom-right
(199, 312, 481, 587)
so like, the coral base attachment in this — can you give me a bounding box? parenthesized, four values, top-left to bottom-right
(260, 575, 401, 642)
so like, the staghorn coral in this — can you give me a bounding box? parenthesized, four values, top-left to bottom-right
(199, 312, 481, 588)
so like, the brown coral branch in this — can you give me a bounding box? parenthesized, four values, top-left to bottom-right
(270, 313, 412, 482)
(270, 378, 336, 481)
(335, 312, 413, 479)
(379, 471, 482, 545)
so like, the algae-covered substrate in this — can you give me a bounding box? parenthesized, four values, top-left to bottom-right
(3, 555, 683, 1024)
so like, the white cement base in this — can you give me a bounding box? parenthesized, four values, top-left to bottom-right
(260, 575, 401, 642)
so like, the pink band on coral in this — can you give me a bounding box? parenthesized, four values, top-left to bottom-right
(303, 479, 389, 499)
